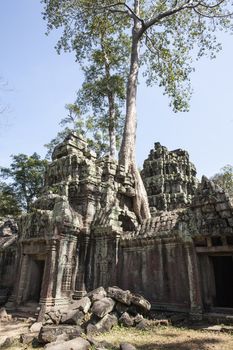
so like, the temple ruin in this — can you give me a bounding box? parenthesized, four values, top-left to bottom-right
(1, 133, 233, 320)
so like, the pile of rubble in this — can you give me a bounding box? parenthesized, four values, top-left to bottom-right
(36, 286, 151, 349)
(41, 286, 150, 335)
(0, 307, 12, 322)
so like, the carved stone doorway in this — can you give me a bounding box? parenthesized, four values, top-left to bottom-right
(27, 258, 45, 303)
(212, 255, 233, 308)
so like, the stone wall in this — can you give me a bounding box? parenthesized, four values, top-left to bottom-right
(2, 136, 233, 319)
(142, 142, 198, 214)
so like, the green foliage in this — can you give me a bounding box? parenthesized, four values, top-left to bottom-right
(0, 182, 21, 217)
(45, 104, 110, 158)
(0, 153, 48, 212)
(211, 165, 233, 197)
(42, 1, 130, 157)
(42, 0, 233, 113)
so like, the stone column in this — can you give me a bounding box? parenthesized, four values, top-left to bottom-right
(185, 242, 203, 320)
(55, 237, 67, 300)
(5, 244, 23, 309)
(38, 239, 57, 319)
(74, 235, 90, 298)
(15, 254, 29, 305)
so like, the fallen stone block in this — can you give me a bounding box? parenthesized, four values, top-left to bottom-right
(91, 297, 115, 318)
(86, 323, 98, 336)
(120, 343, 137, 350)
(87, 287, 107, 302)
(38, 325, 83, 344)
(134, 314, 144, 324)
(44, 337, 91, 350)
(20, 332, 38, 345)
(61, 310, 85, 325)
(46, 310, 62, 325)
(107, 287, 132, 305)
(0, 307, 12, 322)
(95, 313, 118, 333)
(71, 297, 92, 314)
(136, 319, 151, 330)
(119, 312, 134, 327)
(131, 294, 151, 312)
(30, 321, 43, 333)
(0, 336, 14, 348)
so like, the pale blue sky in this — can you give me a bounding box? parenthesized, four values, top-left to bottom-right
(0, 0, 233, 178)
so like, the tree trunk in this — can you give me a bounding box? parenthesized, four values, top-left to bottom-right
(119, 11, 151, 223)
(108, 92, 117, 158)
(101, 37, 117, 158)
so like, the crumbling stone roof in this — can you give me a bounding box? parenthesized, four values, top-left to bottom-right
(142, 142, 198, 214)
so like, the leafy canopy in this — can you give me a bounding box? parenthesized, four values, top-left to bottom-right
(211, 164, 233, 197)
(0, 153, 48, 212)
(43, 2, 131, 157)
(0, 182, 21, 217)
(42, 0, 233, 112)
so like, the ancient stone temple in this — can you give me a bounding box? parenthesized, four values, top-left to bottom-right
(0, 218, 18, 305)
(1, 134, 233, 319)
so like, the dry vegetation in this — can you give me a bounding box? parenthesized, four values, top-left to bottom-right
(95, 325, 233, 350)
(1, 323, 233, 349)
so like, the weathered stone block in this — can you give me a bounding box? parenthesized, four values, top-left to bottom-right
(120, 343, 137, 350)
(131, 294, 151, 312)
(46, 310, 62, 325)
(136, 319, 151, 330)
(44, 337, 91, 350)
(71, 297, 92, 314)
(91, 297, 115, 318)
(119, 312, 134, 327)
(95, 313, 118, 333)
(38, 325, 83, 344)
(87, 287, 107, 302)
(20, 332, 38, 345)
(134, 314, 144, 324)
(61, 310, 85, 325)
(30, 321, 43, 333)
(107, 287, 132, 305)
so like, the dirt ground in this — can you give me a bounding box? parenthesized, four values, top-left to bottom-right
(95, 325, 233, 350)
(1, 321, 233, 349)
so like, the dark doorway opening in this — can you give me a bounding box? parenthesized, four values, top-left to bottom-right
(212, 256, 233, 308)
(28, 259, 45, 302)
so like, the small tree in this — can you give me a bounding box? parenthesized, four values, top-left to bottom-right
(43, 0, 233, 222)
(45, 103, 110, 158)
(0, 182, 21, 217)
(0, 153, 47, 212)
(211, 165, 233, 197)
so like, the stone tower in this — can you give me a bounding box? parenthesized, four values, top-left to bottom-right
(142, 142, 198, 214)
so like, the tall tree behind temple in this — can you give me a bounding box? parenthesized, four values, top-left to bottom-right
(211, 165, 233, 197)
(44, 9, 130, 159)
(0, 182, 21, 217)
(0, 153, 47, 212)
(42, 0, 233, 222)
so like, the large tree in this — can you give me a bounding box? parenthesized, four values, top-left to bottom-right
(211, 165, 233, 197)
(0, 182, 21, 217)
(0, 153, 47, 212)
(44, 6, 130, 158)
(42, 0, 233, 222)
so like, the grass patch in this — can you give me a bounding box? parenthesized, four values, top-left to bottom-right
(94, 324, 233, 350)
